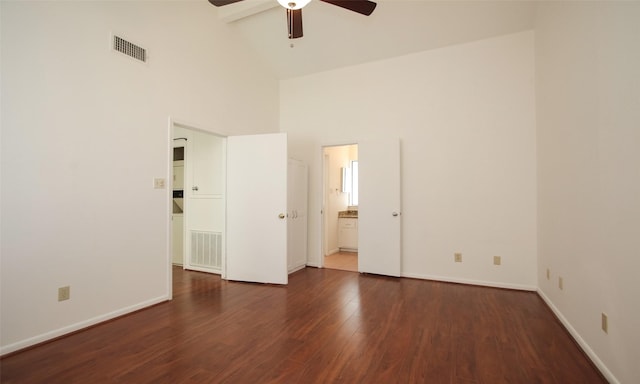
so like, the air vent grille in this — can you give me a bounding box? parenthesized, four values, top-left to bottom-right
(113, 35, 147, 63)
(190, 231, 222, 270)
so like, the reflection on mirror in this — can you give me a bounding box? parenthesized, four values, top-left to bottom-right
(341, 167, 351, 193)
(350, 160, 359, 206)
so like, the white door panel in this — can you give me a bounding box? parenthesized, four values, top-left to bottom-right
(188, 199, 225, 230)
(192, 133, 225, 196)
(227, 133, 288, 285)
(184, 130, 225, 274)
(358, 138, 402, 277)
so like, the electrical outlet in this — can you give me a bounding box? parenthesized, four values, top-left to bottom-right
(493, 256, 501, 265)
(558, 277, 563, 290)
(546, 268, 550, 280)
(454, 253, 462, 263)
(58, 286, 70, 302)
(153, 178, 166, 189)
(601, 313, 608, 334)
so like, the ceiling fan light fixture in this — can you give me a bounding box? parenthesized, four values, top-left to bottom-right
(208, 0, 376, 39)
(277, 0, 311, 10)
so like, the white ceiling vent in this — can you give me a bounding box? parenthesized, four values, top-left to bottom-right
(112, 35, 147, 63)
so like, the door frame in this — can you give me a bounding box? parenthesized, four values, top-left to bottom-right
(167, 117, 231, 298)
(319, 142, 358, 268)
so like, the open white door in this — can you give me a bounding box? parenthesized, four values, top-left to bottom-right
(182, 129, 225, 275)
(358, 138, 402, 277)
(226, 133, 288, 284)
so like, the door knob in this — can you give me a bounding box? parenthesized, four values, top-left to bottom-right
(392, 212, 399, 217)
(192, 186, 199, 191)
(279, 213, 285, 219)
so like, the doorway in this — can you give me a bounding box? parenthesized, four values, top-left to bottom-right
(168, 123, 292, 294)
(322, 144, 358, 272)
(171, 122, 226, 276)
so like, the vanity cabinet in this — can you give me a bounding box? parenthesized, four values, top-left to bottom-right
(338, 218, 358, 251)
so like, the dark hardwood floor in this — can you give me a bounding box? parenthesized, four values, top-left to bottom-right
(1, 266, 606, 383)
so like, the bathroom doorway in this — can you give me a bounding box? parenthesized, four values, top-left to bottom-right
(322, 144, 358, 272)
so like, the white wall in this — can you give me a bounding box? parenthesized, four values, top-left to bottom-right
(283, 31, 537, 290)
(535, 2, 640, 383)
(0, 1, 278, 353)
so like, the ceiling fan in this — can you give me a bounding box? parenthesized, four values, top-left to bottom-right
(208, 0, 377, 39)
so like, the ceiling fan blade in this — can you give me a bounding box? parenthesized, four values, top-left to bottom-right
(287, 8, 303, 39)
(208, 0, 245, 6)
(320, 0, 377, 16)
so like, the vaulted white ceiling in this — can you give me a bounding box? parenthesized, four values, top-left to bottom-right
(209, 0, 536, 79)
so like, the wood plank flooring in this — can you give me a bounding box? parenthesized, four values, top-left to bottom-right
(1, 267, 606, 383)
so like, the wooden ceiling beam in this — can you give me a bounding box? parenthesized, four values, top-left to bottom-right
(217, 0, 279, 23)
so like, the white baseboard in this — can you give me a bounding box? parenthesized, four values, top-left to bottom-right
(288, 264, 306, 274)
(0, 295, 169, 356)
(401, 272, 537, 291)
(536, 289, 619, 384)
(306, 248, 341, 268)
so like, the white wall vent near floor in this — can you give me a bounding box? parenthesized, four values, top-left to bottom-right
(112, 35, 147, 63)
(190, 231, 222, 270)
